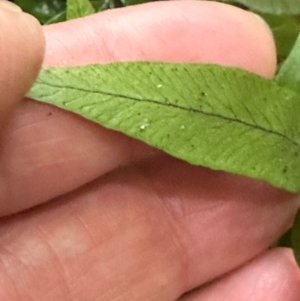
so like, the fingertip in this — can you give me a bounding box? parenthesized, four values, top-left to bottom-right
(225, 7, 277, 78)
(180, 248, 300, 301)
(43, 1, 276, 78)
(0, 0, 22, 12)
(0, 3, 45, 126)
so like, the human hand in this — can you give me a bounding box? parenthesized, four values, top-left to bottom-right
(0, 1, 300, 300)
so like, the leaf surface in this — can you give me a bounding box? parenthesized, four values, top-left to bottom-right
(276, 34, 300, 94)
(45, 10, 66, 25)
(291, 208, 300, 266)
(262, 14, 300, 62)
(214, 0, 300, 15)
(14, 0, 66, 24)
(27, 62, 300, 192)
(67, 0, 96, 20)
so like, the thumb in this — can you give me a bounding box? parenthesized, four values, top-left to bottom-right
(0, 1, 44, 128)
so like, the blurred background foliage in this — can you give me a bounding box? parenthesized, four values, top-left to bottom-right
(9, 0, 300, 63)
(11, 0, 152, 24)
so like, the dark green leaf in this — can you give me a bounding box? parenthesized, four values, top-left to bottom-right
(212, 0, 300, 15)
(122, 0, 152, 6)
(27, 62, 300, 192)
(276, 34, 300, 94)
(44, 10, 66, 24)
(276, 228, 292, 248)
(90, 0, 112, 11)
(261, 14, 300, 62)
(14, 0, 66, 24)
(291, 208, 300, 266)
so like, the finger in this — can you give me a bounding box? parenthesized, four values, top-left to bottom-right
(44, 1, 276, 77)
(0, 156, 298, 300)
(179, 248, 300, 301)
(0, 1, 44, 130)
(1, 1, 276, 215)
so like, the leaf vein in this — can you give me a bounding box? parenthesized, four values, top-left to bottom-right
(38, 80, 300, 148)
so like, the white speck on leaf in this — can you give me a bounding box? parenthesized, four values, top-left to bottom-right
(140, 118, 149, 130)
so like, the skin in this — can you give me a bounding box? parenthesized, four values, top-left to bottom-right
(0, 1, 299, 300)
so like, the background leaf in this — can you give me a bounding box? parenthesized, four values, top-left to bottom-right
(13, 0, 66, 24)
(276, 228, 292, 248)
(291, 208, 300, 266)
(121, 0, 152, 6)
(27, 62, 300, 192)
(91, 0, 113, 11)
(261, 14, 300, 63)
(212, 0, 300, 15)
(66, 0, 96, 20)
(276, 34, 300, 94)
(44, 10, 67, 25)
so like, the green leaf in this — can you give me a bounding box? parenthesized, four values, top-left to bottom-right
(90, 0, 112, 11)
(291, 208, 300, 266)
(212, 0, 300, 15)
(44, 10, 66, 25)
(27, 62, 300, 192)
(67, 0, 96, 20)
(276, 228, 292, 248)
(14, 0, 66, 24)
(122, 0, 151, 6)
(276, 34, 300, 94)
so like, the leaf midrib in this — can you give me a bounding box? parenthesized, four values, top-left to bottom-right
(37, 80, 300, 148)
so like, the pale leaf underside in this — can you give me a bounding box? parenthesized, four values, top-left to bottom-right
(27, 62, 300, 192)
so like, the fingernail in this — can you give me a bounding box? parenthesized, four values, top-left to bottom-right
(0, 1, 22, 13)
